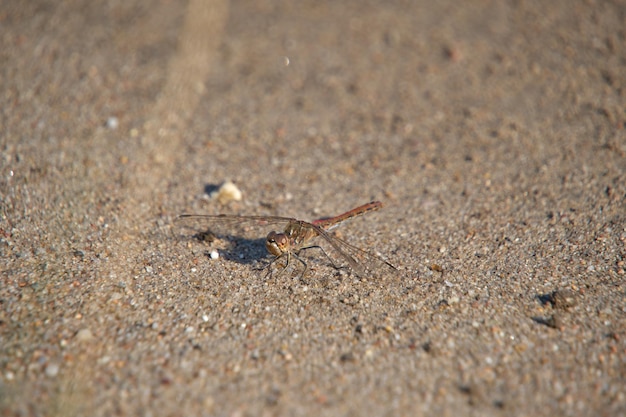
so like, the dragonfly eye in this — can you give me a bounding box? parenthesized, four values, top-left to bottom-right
(265, 232, 287, 256)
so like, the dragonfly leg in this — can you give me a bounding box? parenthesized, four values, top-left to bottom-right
(264, 254, 285, 279)
(298, 245, 348, 273)
(291, 253, 309, 279)
(264, 252, 304, 279)
(263, 252, 309, 279)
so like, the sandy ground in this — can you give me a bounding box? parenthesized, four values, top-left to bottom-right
(1, 0, 625, 416)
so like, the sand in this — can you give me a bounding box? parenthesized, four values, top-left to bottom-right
(1, 1, 625, 416)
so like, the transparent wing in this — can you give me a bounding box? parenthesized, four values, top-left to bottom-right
(175, 214, 299, 264)
(309, 223, 397, 276)
(175, 214, 296, 240)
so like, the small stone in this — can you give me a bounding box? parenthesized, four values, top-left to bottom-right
(106, 117, 119, 130)
(340, 352, 355, 362)
(45, 363, 60, 377)
(544, 314, 563, 329)
(552, 289, 577, 310)
(211, 181, 243, 204)
(210, 250, 219, 260)
(75, 328, 94, 342)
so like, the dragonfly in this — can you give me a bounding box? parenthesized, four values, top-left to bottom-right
(176, 201, 397, 277)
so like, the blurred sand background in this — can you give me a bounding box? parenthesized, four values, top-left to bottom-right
(1, 0, 625, 416)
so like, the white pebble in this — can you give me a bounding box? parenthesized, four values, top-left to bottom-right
(45, 363, 60, 377)
(211, 181, 242, 204)
(75, 328, 94, 342)
(106, 117, 119, 130)
(210, 250, 219, 260)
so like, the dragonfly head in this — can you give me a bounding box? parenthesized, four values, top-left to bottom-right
(266, 231, 288, 256)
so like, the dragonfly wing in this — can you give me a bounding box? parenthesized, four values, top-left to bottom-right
(175, 214, 300, 264)
(175, 214, 295, 240)
(310, 224, 397, 276)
